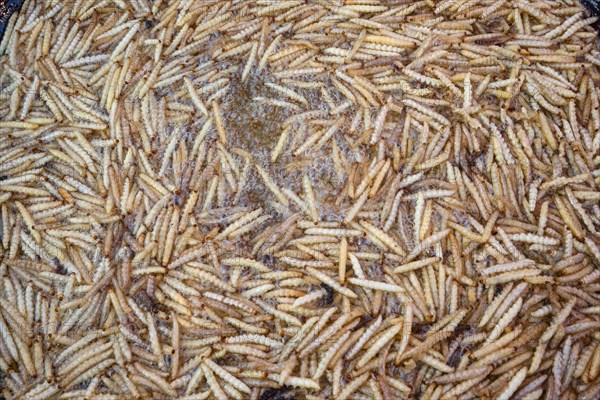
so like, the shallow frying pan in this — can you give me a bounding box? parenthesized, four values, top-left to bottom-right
(0, 0, 25, 42)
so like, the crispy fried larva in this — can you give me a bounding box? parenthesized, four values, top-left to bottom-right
(1, 0, 600, 398)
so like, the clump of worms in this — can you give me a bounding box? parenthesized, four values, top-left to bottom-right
(1, 0, 600, 399)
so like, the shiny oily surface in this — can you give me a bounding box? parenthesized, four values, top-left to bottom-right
(1, 0, 600, 399)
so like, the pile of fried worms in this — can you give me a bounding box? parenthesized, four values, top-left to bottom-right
(1, 0, 600, 399)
